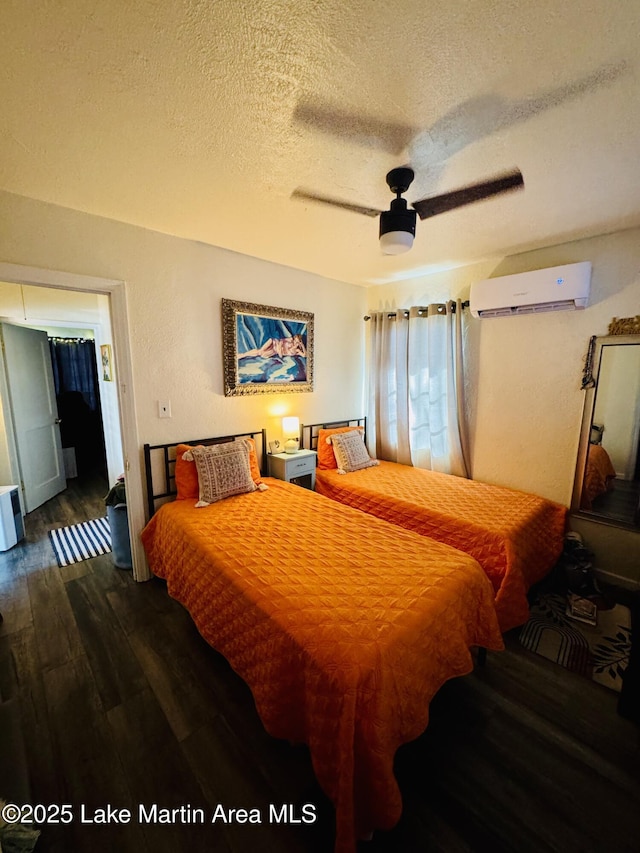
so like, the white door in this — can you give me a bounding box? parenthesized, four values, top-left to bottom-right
(1, 322, 66, 512)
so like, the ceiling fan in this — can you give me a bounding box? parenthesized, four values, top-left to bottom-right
(292, 167, 524, 254)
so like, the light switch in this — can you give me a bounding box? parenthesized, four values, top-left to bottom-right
(158, 400, 172, 418)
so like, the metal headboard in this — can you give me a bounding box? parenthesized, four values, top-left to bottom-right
(143, 428, 267, 519)
(300, 418, 366, 452)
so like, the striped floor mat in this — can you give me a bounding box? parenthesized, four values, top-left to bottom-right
(49, 517, 111, 567)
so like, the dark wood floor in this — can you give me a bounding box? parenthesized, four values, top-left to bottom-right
(590, 478, 640, 527)
(1, 476, 639, 853)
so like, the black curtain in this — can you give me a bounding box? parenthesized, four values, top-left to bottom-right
(49, 337, 105, 476)
(49, 337, 99, 410)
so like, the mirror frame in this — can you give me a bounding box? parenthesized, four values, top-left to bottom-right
(572, 333, 640, 529)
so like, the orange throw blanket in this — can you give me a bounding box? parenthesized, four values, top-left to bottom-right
(316, 462, 567, 632)
(142, 478, 502, 852)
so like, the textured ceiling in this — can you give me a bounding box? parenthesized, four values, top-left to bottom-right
(1, 1, 639, 286)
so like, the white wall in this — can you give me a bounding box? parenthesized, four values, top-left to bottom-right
(96, 293, 124, 484)
(368, 227, 640, 584)
(0, 370, 15, 485)
(0, 189, 366, 497)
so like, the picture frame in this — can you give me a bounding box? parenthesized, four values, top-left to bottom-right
(100, 344, 113, 382)
(268, 439, 282, 454)
(222, 298, 314, 396)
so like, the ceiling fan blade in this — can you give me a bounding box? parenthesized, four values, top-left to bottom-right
(291, 189, 381, 218)
(293, 100, 416, 155)
(412, 169, 524, 221)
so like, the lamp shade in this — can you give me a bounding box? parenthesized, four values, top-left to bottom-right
(282, 416, 300, 438)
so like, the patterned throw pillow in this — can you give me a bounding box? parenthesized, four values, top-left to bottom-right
(176, 438, 264, 499)
(183, 440, 264, 506)
(317, 426, 365, 469)
(328, 430, 380, 474)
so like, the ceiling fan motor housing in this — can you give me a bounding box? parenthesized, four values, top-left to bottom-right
(386, 166, 415, 195)
(379, 198, 417, 239)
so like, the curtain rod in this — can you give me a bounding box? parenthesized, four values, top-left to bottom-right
(363, 300, 470, 321)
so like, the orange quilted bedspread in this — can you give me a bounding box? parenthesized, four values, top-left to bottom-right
(316, 462, 567, 632)
(141, 478, 502, 852)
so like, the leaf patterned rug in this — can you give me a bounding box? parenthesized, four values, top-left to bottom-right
(519, 593, 632, 693)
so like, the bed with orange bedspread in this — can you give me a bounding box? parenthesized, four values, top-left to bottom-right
(314, 456, 567, 633)
(142, 475, 502, 852)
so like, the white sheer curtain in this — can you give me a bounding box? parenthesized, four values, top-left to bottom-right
(367, 300, 470, 477)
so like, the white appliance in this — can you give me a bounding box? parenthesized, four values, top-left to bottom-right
(0, 485, 25, 551)
(469, 261, 592, 318)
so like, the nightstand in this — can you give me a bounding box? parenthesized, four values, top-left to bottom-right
(268, 450, 317, 490)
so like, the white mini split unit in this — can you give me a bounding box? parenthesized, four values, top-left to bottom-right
(469, 261, 592, 318)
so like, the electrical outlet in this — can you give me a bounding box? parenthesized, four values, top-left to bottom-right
(158, 400, 172, 418)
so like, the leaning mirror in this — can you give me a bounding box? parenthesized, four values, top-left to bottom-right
(572, 333, 640, 529)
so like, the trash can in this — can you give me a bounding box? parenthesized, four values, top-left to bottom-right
(104, 476, 132, 570)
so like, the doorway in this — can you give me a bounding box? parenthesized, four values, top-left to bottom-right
(0, 299, 120, 509)
(0, 262, 147, 581)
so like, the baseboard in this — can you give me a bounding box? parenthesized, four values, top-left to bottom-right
(595, 568, 640, 592)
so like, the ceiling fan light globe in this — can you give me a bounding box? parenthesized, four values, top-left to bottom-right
(380, 230, 414, 254)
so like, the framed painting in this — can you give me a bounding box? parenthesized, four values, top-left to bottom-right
(222, 299, 314, 396)
(100, 344, 113, 382)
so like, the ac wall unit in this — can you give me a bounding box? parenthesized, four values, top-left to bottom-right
(469, 261, 591, 318)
